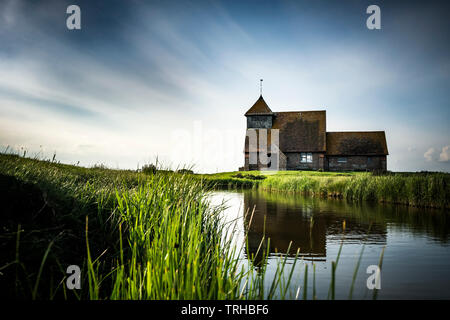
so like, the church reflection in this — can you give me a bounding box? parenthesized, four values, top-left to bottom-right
(243, 190, 388, 264)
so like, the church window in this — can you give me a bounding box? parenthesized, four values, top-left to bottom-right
(301, 153, 313, 163)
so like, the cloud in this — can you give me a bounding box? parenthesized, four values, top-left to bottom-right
(0, 1, 449, 173)
(439, 146, 450, 162)
(424, 148, 435, 162)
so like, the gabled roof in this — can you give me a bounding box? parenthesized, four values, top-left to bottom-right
(244, 110, 327, 153)
(326, 131, 388, 156)
(244, 95, 273, 116)
(273, 111, 326, 152)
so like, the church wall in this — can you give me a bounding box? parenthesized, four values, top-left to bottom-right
(327, 156, 387, 171)
(285, 152, 325, 170)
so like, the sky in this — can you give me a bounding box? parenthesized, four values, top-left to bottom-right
(0, 0, 449, 173)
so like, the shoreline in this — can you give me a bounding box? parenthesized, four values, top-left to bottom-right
(199, 171, 450, 210)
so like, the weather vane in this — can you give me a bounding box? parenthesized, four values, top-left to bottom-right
(260, 79, 263, 95)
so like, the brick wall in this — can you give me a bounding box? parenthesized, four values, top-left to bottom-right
(244, 153, 387, 172)
(285, 152, 325, 170)
(327, 156, 387, 171)
(244, 152, 277, 171)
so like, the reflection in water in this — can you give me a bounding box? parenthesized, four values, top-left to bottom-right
(244, 190, 450, 258)
(244, 191, 391, 262)
(244, 191, 327, 261)
(223, 189, 450, 299)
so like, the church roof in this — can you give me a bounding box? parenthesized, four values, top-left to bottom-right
(273, 111, 327, 152)
(326, 131, 388, 156)
(243, 97, 388, 157)
(244, 110, 327, 153)
(244, 95, 273, 116)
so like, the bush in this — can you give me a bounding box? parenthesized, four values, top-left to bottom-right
(142, 164, 156, 175)
(177, 169, 194, 174)
(91, 163, 108, 170)
(231, 173, 266, 180)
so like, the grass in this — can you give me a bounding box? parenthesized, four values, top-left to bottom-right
(199, 170, 450, 209)
(197, 171, 262, 189)
(0, 153, 307, 300)
(0, 152, 421, 300)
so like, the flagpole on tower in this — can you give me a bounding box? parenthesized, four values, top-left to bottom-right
(260, 79, 263, 96)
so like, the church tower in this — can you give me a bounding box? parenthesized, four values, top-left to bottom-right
(244, 95, 280, 171)
(244, 95, 274, 129)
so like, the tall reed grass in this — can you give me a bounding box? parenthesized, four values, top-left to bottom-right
(0, 153, 405, 299)
(258, 172, 449, 209)
(0, 153, 301, 299)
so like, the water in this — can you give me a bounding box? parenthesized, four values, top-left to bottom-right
(210, 190, 450, 299)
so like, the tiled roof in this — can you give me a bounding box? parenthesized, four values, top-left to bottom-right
(244, 95, 273, 116)
(326, 131, 388, 156)
(244, 110, 327, 153)
(243, 97, 388, 157)
(273, 111, 326, 152)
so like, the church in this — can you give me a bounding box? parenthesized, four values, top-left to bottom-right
(243, 95, 388, 171)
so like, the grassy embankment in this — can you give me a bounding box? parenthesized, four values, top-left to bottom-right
(199, 170, 450, 209)
(0, 153, 303, 300)
(0, 152, 442, 300)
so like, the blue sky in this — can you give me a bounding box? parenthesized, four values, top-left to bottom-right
(0, 0, 449, 172)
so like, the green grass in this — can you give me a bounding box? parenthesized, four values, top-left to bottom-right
(197, 171, 263, 189)
(0, 153, 437, 299)
(199, 170, 450, 209)
(0, 153, 303, 300)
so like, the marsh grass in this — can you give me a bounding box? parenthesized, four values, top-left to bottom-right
(0, 153, 304, 299)
(0, 153, 393, 300)
(201, 170, 449, 209)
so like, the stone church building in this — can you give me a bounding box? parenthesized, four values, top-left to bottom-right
(243, 95, 388, 171)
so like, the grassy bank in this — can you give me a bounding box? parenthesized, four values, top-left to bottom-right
(0, 154, 297, 299)
(199, 170, 450, 209)
(0, 152, 444, 300)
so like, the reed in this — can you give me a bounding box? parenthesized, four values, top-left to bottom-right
(0, 153, 300, 299)
(0, 153, 402, 300)
(203, 170, 449, 209)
